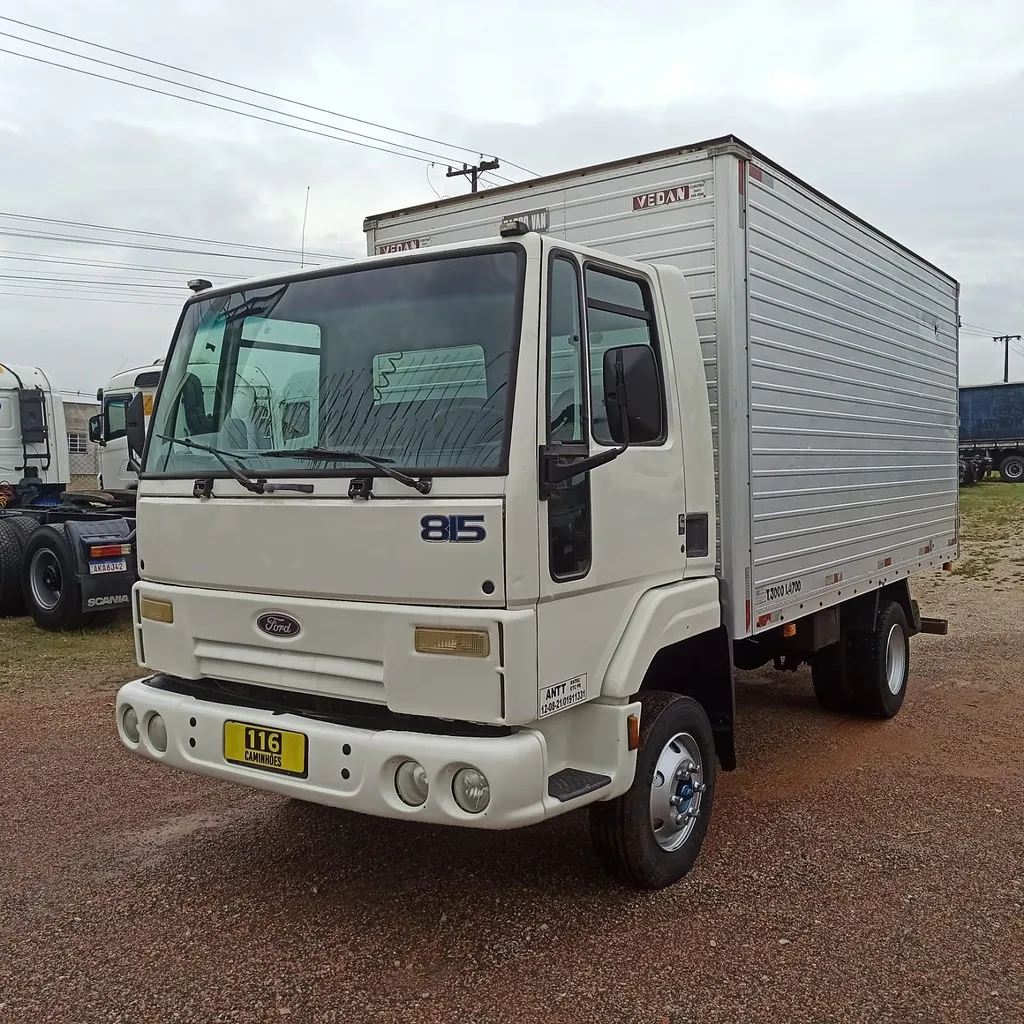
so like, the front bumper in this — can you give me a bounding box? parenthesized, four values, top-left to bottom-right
(117, 676, 560, 829)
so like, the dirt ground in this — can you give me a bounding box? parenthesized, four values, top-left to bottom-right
(1, 484, 1022, 1024)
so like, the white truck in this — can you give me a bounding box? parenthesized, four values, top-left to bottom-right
(91, 363, 163, 492)
(92, 356, 321, 491)
(115, 135, 957, 889)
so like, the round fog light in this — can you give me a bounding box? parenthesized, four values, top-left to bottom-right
(394, 760, 429, 807)
(122, 706, 140, 744)
(148, 713, 168, 752)
(452, 767, 490, 813)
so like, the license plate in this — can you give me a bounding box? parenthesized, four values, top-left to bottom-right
(223, 721, 308, 777)
(89, 558, 127, 575)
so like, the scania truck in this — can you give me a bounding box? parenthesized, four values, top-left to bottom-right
(115, 136, 957, 889)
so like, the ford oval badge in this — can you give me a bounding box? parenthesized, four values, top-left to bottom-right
(256, 612, 301, 638)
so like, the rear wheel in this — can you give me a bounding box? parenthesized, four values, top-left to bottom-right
(999, 454, 1024, 483)
(589, 692, 716, 890)
(0, 516, 41, 616)
(847, 600, 909, 719)
(21, 524, 92, 631)
(811, 643, 850, 712)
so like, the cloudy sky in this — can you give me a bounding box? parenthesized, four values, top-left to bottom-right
(1, 0, 1023, 395)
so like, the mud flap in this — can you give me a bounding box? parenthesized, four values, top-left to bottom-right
(64, 517, 137, 615)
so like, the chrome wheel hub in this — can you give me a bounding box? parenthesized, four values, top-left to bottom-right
(649, 731, 705, 852)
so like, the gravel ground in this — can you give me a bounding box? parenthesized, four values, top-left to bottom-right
(1, 485, 1023, 1024)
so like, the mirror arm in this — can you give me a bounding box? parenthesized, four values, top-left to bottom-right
(539, 443, 627, 499)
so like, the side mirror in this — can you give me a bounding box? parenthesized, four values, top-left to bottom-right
(88, 414, 103, 445)
(124, 391, 147, 467)
(602, 344, 663, 445)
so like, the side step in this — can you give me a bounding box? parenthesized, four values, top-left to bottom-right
(919, 617, 949, 635)
(547, 768, 611, 803)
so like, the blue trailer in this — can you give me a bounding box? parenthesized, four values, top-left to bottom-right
(959, 382, 1024, 483)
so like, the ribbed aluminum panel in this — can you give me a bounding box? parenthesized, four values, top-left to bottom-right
(744, 161, 959, 627)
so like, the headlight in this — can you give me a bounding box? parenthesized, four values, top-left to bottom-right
(394, 760, 429, 806)
(148, 713, 167, 752)
(452, 767, 490, 813)
(122, 706, 140, 744)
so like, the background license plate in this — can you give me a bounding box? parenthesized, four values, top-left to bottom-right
(223, 721, 307, 777)
(89, 559, 127, 575)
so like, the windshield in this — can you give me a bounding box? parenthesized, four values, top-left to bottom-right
(145, 247, 525, 477)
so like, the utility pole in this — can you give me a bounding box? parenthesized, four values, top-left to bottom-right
(446, 158, 500, 194)
(994, 335, 1022, 383)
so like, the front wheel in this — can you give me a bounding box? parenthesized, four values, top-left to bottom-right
(589, 692, 717, 890)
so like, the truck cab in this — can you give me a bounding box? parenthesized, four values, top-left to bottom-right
(91, 364, 162, 491)
(0, 360, 70, 507)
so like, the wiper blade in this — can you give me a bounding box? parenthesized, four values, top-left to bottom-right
(262, 446, 395, 463)
(157, 434, 265, 494)
(261, 447, 431, 494)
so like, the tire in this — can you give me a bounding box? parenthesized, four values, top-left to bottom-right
(811, 642, 851, 712)
(999, 454, 1024, 483)
(847, 600, 909, 719)
(21, 523, 92, 631)
(589, 692, 717, 890)
(0, 516, 41, 616)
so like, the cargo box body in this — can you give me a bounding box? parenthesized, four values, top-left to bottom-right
(365, 136, 960, 639)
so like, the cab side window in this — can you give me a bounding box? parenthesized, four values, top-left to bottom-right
(584, 269, 660, 445)
(104, 394, 131, 442)
(546, 255, 591, 581)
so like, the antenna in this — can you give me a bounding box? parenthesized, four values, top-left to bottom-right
(300, 185, 310, 268)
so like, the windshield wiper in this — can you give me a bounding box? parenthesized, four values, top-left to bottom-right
(157, 435, 314, 497)
(261, 447, 432, 495)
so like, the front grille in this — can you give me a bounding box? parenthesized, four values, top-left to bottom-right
(146, 674, 513, 738)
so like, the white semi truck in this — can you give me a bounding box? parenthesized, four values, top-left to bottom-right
(0, 359, 138, 624)
(115, 136, 957, 888)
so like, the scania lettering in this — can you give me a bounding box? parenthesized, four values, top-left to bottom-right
(116, 136, 956, 889)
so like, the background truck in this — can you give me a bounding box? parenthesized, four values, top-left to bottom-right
(92, 362, 163, 491)
(115, 135, 956, 890)
(958, 382, 1024, 483)
(0, 358, 138, 626)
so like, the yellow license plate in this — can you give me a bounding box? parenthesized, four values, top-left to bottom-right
(223, 721, 308, 778)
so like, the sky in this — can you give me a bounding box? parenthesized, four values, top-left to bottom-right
(1, 0, 1023, 396)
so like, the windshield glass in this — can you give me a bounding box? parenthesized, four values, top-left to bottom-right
(145, 247, 524, 477)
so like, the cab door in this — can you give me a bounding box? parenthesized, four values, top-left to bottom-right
(536, 247, 687, 715)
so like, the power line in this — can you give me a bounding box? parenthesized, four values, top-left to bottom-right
(0, 226, 335, 264)
(0, 272, 188, 290)
(0, 13, 536, 178)
(0, 42, 517, 185)
(0, 210, 346, 261)
(961, 321, 1008, 336)
(0, 289, 181, 307)
(0, 250, 229, 278)
(0, 28, 492, 172)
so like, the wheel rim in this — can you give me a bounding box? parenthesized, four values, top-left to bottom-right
(1006, 460, 1024, 481)
(649, 731, 705, 852)
(885, 624, 908, 695)
(29, 549, 62, 611)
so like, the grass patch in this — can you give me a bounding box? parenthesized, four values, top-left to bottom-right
(0, 614, 138, 693)
(954, 482, 1024, 579)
